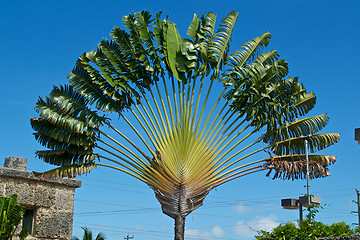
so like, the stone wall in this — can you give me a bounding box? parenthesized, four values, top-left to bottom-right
(319, 234, 360, 240)
(0, 156, 81, 240)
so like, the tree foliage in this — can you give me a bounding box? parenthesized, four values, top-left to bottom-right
(0, 195, 29, 240)
(31, 10, 340, 239)
(71, 227, 106, 240)
(255, 221, 360, 240)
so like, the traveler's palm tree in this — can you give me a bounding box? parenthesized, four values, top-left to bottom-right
(72, 227, 105, 240)
(31, 11, 339, 240)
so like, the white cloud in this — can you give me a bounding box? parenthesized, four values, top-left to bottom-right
(233, 203, 248, 213)
(185, 226, 225, 240)
(234, 221, 254, 237)
(233, 215, 279, 237)
(185, 229, 211, 240)
(212, 226, 225, 237)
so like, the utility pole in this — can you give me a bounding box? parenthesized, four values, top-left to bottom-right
(353, 189, 360, 226)
(299, 202, 303, 224)
(124, 234, 134, 240)
(305, 137, 311, 221)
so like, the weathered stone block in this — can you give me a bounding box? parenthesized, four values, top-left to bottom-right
(4, 156, 27, 171)
(4, 179, 55, 208)
(54, 187, 75, 210)
(35, 210, 73, 240)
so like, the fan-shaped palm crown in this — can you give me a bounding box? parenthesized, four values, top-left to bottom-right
(31, 11, 339, 240)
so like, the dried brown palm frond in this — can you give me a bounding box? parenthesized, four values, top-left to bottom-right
(264, 154, 336, 180)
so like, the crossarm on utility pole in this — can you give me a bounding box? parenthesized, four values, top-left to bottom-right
(124, 234, 134, 240)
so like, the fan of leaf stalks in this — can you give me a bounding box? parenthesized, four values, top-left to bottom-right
(31, 11, 339, 240)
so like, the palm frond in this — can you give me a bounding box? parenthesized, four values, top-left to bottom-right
(187, 14, 200, 41)
(264, 58, 289, 82)
(34, 85, 107, 134)
(123, 13, 152, 68)
(264, 114, 330, 143)
(163, 20, 186, 81)
(134, 11, 164, 76)
(227, 32, 272, 68)
(264, 154, 336, 180)
(198, 12, 216, 42)
(33, 163, 96, 179)
(255, 50, 279, 66)
(180, 39, 198, 70)
(69, 64, 125, 112)
(31, 118, 96, 147)
(271, 133, 340, 155)
(35, 149, 96, 166)
(209, 11, 238, 72)
(31, 84, 101, 165)
(34, 97, 89, 133)
(49, 85, 108, 127)
(293, 91, 317, 116)
(121, 12, 161, 87)
(237, 76, 317, 131)
(196, 12, 217, 72)
(97, 39, 146, 93)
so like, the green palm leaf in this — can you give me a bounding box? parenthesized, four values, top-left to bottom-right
(164, 21, 186, 81)
(264, 114, 330, 144)
(227, 32, 272, 68)
(34, 86, 106, 133)
(272, 133, 340, 155)
(35, 149, 95, 166)
(196, 12, 216, 71)
(49, 85, 108, 127)
(31, 118, 96, 148)
(69, 64, 125, 112)
(210, 11, 238, 71)
(186, 14, 200, 41)
(255, 50, 279, 65)
(123, 13, 152, 69)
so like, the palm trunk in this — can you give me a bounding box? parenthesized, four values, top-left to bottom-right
(152, 185, 212, 240)
(174, 215, 185, 240)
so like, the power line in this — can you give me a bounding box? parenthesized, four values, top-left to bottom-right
(73, 189, 356, 218)
(75, 208, 158, 216)
(81, 177, 355, 197)
(81, 179, 356, 200)
(74, 178, 358, 237)
(83, 177, 148, 189)
(73, 222, 244, 240)
(80, 183, 151, 195)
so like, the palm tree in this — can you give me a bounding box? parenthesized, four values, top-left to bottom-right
(72, 227, 106, 240)
(31, 11, 339, 240)
(0, 195, 29, 240)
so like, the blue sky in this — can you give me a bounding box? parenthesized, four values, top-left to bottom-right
(1, 0, 360, 239)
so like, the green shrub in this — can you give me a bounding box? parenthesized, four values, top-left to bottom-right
(255, 221, 359, 240)
(0, 195, 28, 240)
